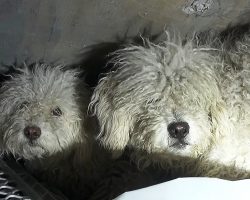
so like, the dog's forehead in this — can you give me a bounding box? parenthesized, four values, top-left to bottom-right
(4, 67, 77, 103)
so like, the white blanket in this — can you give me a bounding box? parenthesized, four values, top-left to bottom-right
(115, 177, 250, 200)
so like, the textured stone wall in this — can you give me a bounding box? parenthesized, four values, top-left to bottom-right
(0, 0, 249, 71)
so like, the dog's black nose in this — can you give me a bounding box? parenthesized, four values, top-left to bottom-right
(168, 122, 189, 139)
(24, 126, 41, 140)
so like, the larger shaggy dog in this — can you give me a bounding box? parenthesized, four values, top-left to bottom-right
(0, 63, 109, 199)
(90, 30, 250, 180)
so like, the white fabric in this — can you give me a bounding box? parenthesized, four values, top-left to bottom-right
(115, 177, 250, 200)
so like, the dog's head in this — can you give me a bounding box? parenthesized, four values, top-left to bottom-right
(0, 63, 90, 160)
(91, 35, 228, 163)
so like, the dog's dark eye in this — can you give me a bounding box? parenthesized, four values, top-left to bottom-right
(19, 101, 29, 110)
(147, 98, 160, 104)
(51, 107, 63, 117)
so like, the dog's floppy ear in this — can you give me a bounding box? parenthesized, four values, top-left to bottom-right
(90, 43, 168, 152)
(90, 74, 136, 151)
(92, 104, 133, 152)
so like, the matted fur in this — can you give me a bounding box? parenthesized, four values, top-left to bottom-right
(0, 63, 108, 199)
(0, 64, 89, 159)
(91, 30, 250, 180)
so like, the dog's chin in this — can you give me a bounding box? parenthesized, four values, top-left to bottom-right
(170, 141, 188, 149)
(169, 138, 189, 149)
(20, 143, 47, 160)
(168, 141, 192, 157)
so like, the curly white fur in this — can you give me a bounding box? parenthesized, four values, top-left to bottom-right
(0, 63, 109, 199)
(90, 31, 250, 180)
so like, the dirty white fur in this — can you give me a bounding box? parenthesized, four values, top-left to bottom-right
(91, 31, 250, 180)
(0, 63, 108, 199)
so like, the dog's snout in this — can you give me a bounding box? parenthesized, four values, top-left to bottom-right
(24, 126, 41, 140)
(168, 122, 189, 139)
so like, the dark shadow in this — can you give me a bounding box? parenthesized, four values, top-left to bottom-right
(90, 146, 250, 200)
(194, 22, 250, 48)
(218, 23, 250, 49)
(70, 27, 165, 88)
(194, 22, 250, 71)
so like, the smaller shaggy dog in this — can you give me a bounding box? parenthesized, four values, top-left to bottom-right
(0, 63, 109, 199)
(91, 30, 250, 180)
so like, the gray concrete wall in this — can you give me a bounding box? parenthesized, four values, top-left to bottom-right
(0, 0, 250, 71)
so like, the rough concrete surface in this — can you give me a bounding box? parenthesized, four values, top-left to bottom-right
(0, 0, 250, 71)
